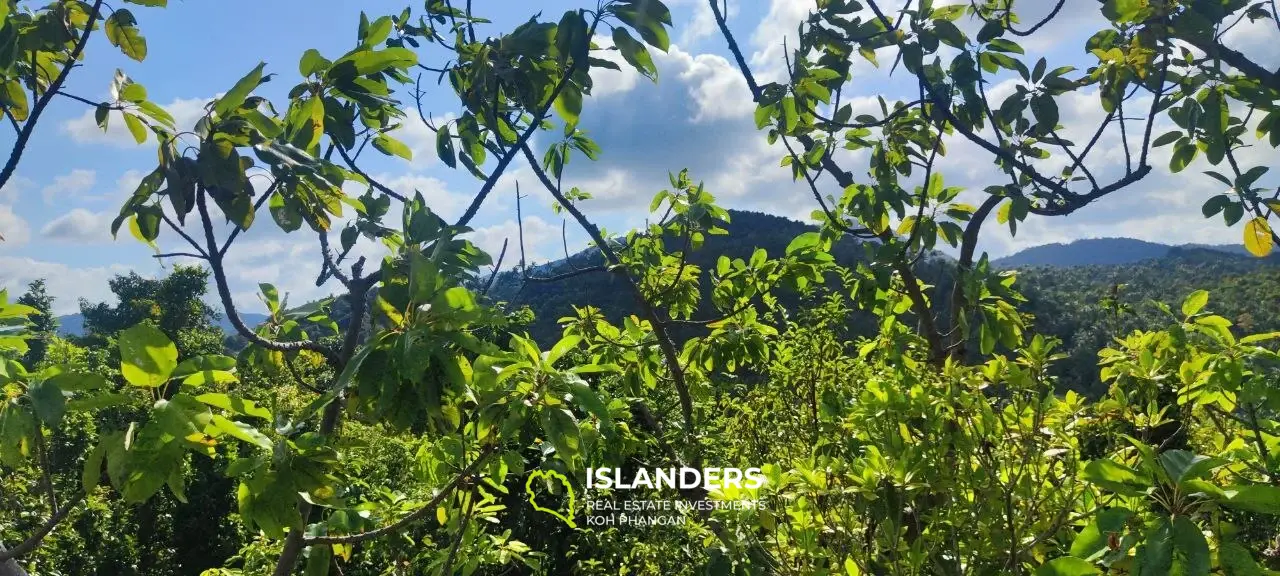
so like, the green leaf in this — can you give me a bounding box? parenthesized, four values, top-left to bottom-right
(545, 335, 581, 366)
(118, 324, 178, 388)
(66, 393, 130, 412)
(82, 438, 109, 492)
(28, 380, 66, 427)
(1035, 557, 1100, 576)
(781, 96, 798, 132)
(181, 370, 238, 387)
(1180, 290, 1209, 317)
(614, 0, 671, 51)
(1222, 484, 1280, 514)
(1031, 94, 1059, 132)
(555, 85, 583, 129)
(1170, 142, 1196, 173)
(195, 393, 272, 420)
(373, 134, 413, 161)
(299, 48, 331, 77)
(1160, 450, 1221, 483)
(215, 62, 267, 119)
(105, 9, 147, 62)
(568, 381, 612, 427)
(612, 28, 656, 80)
(211, 415, 272, 450)
(1169, 515, 1209, 576)
(436, 125, 456, 168)
(1219, 542, 1263, 576)
(540, 407, 581, 460)
(1082, 459, 1149, 496)
(1152, 131, 1181, 147)
(123, 113, 148, 144)
(1070, 508, 1131, 560)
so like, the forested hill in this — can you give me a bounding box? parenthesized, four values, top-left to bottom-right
(484, 210, 955, 344)
(487, 212, 1280, 395)
(992, 237, 1258, 267)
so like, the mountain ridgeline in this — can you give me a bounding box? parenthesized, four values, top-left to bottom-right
(485, 211, 1280, 395)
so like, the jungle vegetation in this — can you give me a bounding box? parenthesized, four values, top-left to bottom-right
(3, 0, 1280, 575)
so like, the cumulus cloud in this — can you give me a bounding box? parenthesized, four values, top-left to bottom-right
(0, 176, 34, 204)
(41, 169, 96, 204)
(0, 256, 134, 315)
(0, 205, 31, 248)
(40, 208, 114, 244)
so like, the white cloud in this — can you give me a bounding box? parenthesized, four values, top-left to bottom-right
(0, 176, 34, 204)
(0, 205, 30, 247)
(371, 173, 471, 221)
(40, 209, 114, 244)
(40, 169, 95, 204)
(467, 216, 560, 266)
(0, 257, 134, 315)
(61, 97, 211, 147)
(672, 47, 755, 122)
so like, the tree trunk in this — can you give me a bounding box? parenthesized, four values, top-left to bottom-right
(0, 542, 29, 576)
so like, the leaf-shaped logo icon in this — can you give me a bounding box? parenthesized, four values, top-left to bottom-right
(525, 469, 577, 528)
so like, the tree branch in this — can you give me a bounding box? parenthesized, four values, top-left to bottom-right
(304, 447, 494, 545)
(196, 188, 337, 363)
(0, 492, 86, 562)
(0, 0, 106, 192)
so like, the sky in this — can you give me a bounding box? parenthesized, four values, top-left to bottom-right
(0, 0, 1278, 315)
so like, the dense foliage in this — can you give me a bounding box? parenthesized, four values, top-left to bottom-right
(2, 0, 1280, 575)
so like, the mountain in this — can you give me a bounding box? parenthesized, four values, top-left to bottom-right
(56, 311, 269, 337)
(992, 238, 1261, 268)
(485, 214, 1280, 397)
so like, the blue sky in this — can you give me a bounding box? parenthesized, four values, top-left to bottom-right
(1, 0, 1277, 315)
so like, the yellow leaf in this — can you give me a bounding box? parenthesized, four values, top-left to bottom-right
(1244, 217, 1274, 257)
(436, 506, 448, 525)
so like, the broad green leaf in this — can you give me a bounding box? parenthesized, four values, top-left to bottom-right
(82, 438, 109, 492)
(1222, 484, 1280, 514)
(1159, 450, 1221, 482)
(1169, 515, 1209, 576)
(211, 415, 272, 450)
(1180, 290, 1209, 317)
(67, 393, 130, 412)
(105, 10, 147, 62)
(182, 370, 238, 387)
(195, 393, 272, 420)
(612, 28, 656, 80)
(1219, 542, 1263, 576)
(1082, 459, 1149, 496)
(568, 381, 612, 427)
(215, 62, 267, 119)
(28, 380, 66, 426)
(436, 125, 456, 168)
(1035, 557, 1100, 576)
(123, 113, 148, 144)
(119, 324, 178, 387)
(545, 335, 582, 366)
(1069, 508, 1131, 560)
(373, 134, 413, 161)
(299, 48, 331, 77)
(555, 85, 583, 129)
(540, 407, 580, 460)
